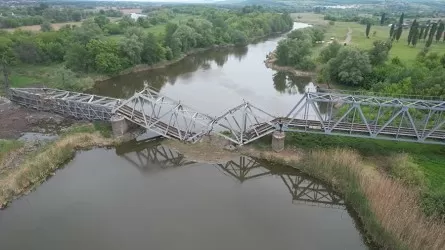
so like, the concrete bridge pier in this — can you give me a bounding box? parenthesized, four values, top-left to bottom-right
(272, 131, 285, 152)
(111, 115, 129, 137)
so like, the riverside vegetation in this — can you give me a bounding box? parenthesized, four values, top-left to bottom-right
(253, 134, 445, 250)
(0, 5, 293, 92)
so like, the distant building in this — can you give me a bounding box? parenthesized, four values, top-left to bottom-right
(130, 13, 147, 20)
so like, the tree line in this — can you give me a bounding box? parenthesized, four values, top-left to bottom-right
(0, 3, 122, 29)
(0, 7, 293, 89)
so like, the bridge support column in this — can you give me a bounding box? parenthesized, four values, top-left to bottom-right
(271, 131, 285, 152)
(111, 115, 129, 137)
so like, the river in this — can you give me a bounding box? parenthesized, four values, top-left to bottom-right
(0, 23, 370, 249)
(93, 22, 316, 117)
(0, 139, 368, 250)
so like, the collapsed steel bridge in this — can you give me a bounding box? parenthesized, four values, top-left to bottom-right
(9, 86, 445, 145)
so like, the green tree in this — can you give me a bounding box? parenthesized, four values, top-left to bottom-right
(0, 37, 15, 89)
(95, 52, 123, 74)
(418, 26, 425, 40)
(365, 23, 371, 38)
(40, 21, 52, 32)
(318, 40, 341, 63)
(275, 38, 314, 70)
(94, 15, 110, 29)
(72, 11, 82, 22)
(72, 19, 103, 45)
(435, 21, 444, 42)
(164, 22, 178, 48)
(411, 25, 419, 47)
(424, 25, 430, 40)
(389, 24, 395, 38)
(65, 43, 92, 72)
(369, 40, 391, 65)
(172, 24, 198, 52)
(120, 34, 143, 66)
(141, 33, 165, 65)
(407, 19, 417, 45)
(380, 13, 386, 26)
(399, 13, 404, 26)
(326, 47, 372, 86)
(395, 25, 403, 41)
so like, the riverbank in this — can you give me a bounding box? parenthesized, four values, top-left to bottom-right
(7, 29, 294, 92)
(163, 137, 445, 250)
(0, 124, 121, 209)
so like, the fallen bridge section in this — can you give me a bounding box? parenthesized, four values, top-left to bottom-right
(113, 87, 215, 143)
(9, 88, 121, 121)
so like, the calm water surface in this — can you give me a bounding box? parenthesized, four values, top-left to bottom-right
(0, 23, 370, 250)
(93, 22, 316, 117)
(0, 139, 368, 250)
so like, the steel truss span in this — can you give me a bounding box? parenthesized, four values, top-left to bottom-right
(9, 88, 121, 121)
(10, 87, 445, 145)
(285, 92, 445, 145)
(113, 87, 275, 145)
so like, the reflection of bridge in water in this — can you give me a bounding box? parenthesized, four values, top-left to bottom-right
(115, 138, 194, 174)
(115, 139, 344, 209)
(216, 156, 345, 209)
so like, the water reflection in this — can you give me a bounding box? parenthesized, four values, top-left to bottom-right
(217, 156, 345, 209)
(117, 138, 345, 209)
(92, 46, 249, 99)
(272, 71, 312, 95)
(115, 138, 194, 174)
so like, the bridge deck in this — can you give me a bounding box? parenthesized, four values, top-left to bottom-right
(272, 118, 445, 142)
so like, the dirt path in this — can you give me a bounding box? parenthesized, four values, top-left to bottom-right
(344, 27, 352, 44)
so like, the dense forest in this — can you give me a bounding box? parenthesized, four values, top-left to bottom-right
(0, 6, 293, 90)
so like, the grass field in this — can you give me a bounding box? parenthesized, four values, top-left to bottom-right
(293, 13, 445, 63)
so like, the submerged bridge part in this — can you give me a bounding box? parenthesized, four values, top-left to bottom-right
(9, 87, 445, 145)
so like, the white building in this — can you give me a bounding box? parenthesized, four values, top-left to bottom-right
(130, 13, 147, 20)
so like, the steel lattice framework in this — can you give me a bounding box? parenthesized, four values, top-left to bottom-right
(215, 156, 345, 208)
(113, 87, 215, 143)
(113, 87, 276, 145)
(211, 102, 276, 145)
(9, 88, 120, 121)
(285, 91, 445, 144)
(10, 87, 445, 145)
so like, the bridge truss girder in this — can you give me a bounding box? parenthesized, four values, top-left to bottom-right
(113, 87, 215, 143)
(285, 92, 445, 145)
(9, 88, 120, 121)
(211, 102, 277, 145)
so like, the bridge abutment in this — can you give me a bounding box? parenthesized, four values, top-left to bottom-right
(271, 131, 285, 152)
(111, 115, 129, 137)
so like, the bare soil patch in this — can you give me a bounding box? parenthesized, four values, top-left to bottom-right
(0, 97, 72, 139)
